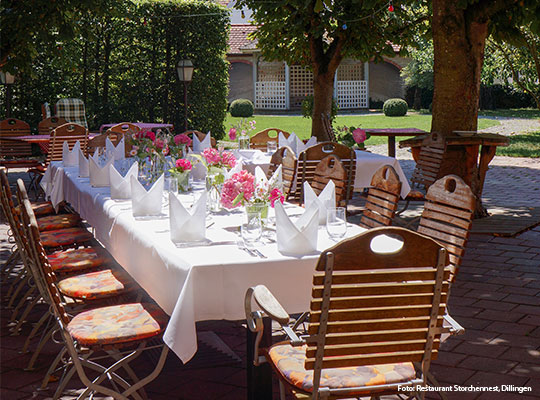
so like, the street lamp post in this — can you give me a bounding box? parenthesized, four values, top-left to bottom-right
(0, 71, 16, 118)
(176, 60, 195, 132)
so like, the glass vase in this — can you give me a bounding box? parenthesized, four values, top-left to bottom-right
(206, 172, 224, 212)
(245, 202, 269, 226)
(238, 134, 250, 150)
(175, 171, 190, 193)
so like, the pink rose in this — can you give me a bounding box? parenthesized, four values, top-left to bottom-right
(221, 151, 237, 168)
(174, 134, 192, 146)
(269, 188, 284, 207)
(155, 138, 165, 149)
(220, 170, 255, 208)
(175, 158, 192, 171)
(228, 128, 237, 141)
(352, 128, 367, 144)
(202, 148, 220, 165)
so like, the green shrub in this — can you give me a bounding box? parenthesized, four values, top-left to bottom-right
(229, 99, 254, 117)
(383, 98, 408, 117)
(301, 95, 339, 121)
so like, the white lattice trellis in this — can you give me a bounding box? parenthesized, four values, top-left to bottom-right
(336, 80, 368, 109)
(255, 81, 287, 109)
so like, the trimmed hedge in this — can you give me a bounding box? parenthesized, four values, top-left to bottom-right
(4, 0, 230, 138)
(383, 98, 408, 116)
(230, 99, 254, 117)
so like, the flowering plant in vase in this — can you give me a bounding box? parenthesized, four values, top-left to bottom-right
(228, 118, 257, 148)
(220, 170, 255, 209)
(335, 125, 371, 150)
(168, 158, 192, 192)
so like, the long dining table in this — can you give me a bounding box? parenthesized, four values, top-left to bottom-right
(41, 161, 372, 364)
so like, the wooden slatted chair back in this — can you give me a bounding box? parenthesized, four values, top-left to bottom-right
(249, 128, 289, 150)
(311, 155, 348, 206)
(410, 132, 445, 190)
(306, 227, 449, 387)
(47, 123, 88, 164)
(185, 130, 217, 148)
(268, 146, 297, 200)
(86, 131, 124, 157)
(111, 123, 142, 158)
(320, 113, 337, 142)
(418, 175, 475, 284)
(0, 118, 32, 158)
(359, 165, 402, 229)
(38, 116, 68, 135)
(294, 142, 356, 204)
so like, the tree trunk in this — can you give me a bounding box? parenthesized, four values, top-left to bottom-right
(82, 41, 88, 105)
(311, 71, 335, 142)
(432, 1, 488, 135)
(102, 28, 112, 122)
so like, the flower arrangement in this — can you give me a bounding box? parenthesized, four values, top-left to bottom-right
(169, 158, 192, 174)
(220, 170, 255, 209)
(228, 119, 256, 142)
(129, 129, 192, 160)
(335, 126, 371, 149)
(201, 148, 237, 173)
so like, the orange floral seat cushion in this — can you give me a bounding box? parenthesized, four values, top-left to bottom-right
(267, 343, 416, 395)
(48, 247, 112, 274)
(37, 214, 81, 231)
(40, 227, 93, 248)
(31, 201, 55, 216)
(57, 269, 135, 300)
(67, 303, 168, 347)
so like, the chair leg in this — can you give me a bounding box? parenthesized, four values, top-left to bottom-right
(9, 285, 35, 323)
(27, 326, 54, 371)
(7, 273, 29, 309)
(279, 381, 287, 400)
(1, 248, 20, 277)
(10, 291, 39, 335)
(40, 346, 67, 390)
(22, 312, 51, 354)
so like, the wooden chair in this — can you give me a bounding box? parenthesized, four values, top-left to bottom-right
(250, 128, 290, 150)
(418, 175, 475, 284)
(38, 116, 69, 135)
(358, 165, 402, 228)
(107, 122, 141, 158)
(86, 130, 124, 157)
(47, 123, 88, 164)
(294, 142, 356, 205)
(245, 226, 456, 400)
(310, 155, 348, 207)
(185, 130, 217, 148)
(0, 118, 40, 170)
(268, 146, 297, 200)
(320, 113, 337, 142)
(22, 197, 169, 400)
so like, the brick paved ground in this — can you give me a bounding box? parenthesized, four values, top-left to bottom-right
(1, 153, 539, 399)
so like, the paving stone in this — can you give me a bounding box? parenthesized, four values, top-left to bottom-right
(429, 364, 476, 385)
(464, 291, 509, 302)
(497, 285, 540, 296)
(474, 309, 525, 323)
(458, 356, 517, 374)
(451, 316, 493, 330)
(503, 294, 540, 306)
(465, 371, 529, 389)
(489, 333, 540, 349)
(485, 321, 536, 336)
(486, 276, 533, 287)
(499, 347, 540, 364)
(514, 304, 540, 316)
(453, 342, 509, 358)
(0, 389, 30, 400)
(520, 314, 540, 327)
(509, 363, 540, 379)
(508, 258, 540, 266)
(501, 251, 536, 259)
(471, 299, 516, 311)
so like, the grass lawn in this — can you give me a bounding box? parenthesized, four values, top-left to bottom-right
(478, 108, 540, 119)
(496, 132, 540, 158)
(225, 112, 500, 146)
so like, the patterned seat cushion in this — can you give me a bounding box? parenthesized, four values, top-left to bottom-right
(57, 268, 135, 300)
(67, 303, 168, 346)
(31, 201, 54, 216)
(48, 247, 111, 274)
(40, 227, 93, 247)
(37, 214, 81, 231)
(267, 343, 416, 395)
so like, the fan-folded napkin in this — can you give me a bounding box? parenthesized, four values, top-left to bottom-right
(278, 132, 317, 155)
(130, 174, 164, 217)
(109, 161, 138, 199)
(192, 131, 211, 153)
(78, 147, 89, 177)
(254, 165, 282, 192)
(62, 141, 80, 167)
(105, 137, 125, 160)
(274, 202, 319, 256)
(89, 155, 113, 187)
(169, 191, 207, 242)
(304, 180, 336, 225)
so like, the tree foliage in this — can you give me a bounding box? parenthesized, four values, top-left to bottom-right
(0, 0, 230, 137)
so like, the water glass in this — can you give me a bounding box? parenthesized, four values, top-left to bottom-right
(165, 176, 178, 194)
(266, 141, 277, 154)
(241, 211, 262, 247)
(326, 207, 347, 240)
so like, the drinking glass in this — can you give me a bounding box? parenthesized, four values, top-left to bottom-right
(165, 176, 178, 194)
(266, 141, 277, 154)
(326, 207, 347, 240)
(241, 211, 262, 248)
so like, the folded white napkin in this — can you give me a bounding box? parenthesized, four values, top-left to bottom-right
(278, 132, 317, 155)
(109, 161, 138, 200)
(106, 137, 125, 160)
(223, 159, 243, 180)
(193, 131, 211, 153)
(130, 174, 164, 217)
(275, 202, 319, 256)
(62, 141, 80, 167)
(78, 147, 89, 178)
(169, 191, 207, 242)
(89, 155, 113, 187)
(304, 180, 336, 225)
(254, 165, 282, 193)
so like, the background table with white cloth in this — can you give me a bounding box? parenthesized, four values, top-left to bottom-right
(236, 149, 411, 198)
(42, 163, 373, 363)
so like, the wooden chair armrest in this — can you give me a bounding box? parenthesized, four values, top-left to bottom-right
(441, 312, 465, 335)
(252, 285, 290, 325)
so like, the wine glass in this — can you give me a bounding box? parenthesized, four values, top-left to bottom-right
(326, 207, 347, 240)
(241, 211, 262, 248)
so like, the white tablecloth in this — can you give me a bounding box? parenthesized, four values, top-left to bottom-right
(42, 163, 369, 363)
(235, 149, 411, 198)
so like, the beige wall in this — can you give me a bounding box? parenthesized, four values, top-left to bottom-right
(368, 60, 406, 101)
(228, 61, 254, 103)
